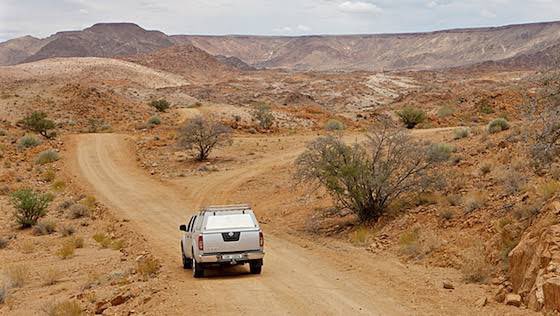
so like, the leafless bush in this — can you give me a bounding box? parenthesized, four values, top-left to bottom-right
(177, 116, 232, 161)
(32, 220, 57, 236)
(68, 204, 89, 219)
(296, 124, 447, 222)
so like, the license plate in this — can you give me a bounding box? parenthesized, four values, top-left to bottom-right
(222, 254, 243, 260)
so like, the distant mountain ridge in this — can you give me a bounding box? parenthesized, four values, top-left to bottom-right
(2, 21, 560, 71)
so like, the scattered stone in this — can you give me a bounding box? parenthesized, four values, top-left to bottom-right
(95, 302, 110, 314)
(443, 281, 455, 289)
(505, 293, 522, 307)
(475, 297, 487, 308)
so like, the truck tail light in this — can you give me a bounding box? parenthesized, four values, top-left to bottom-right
(259, 231, 264, 248)
(198, 235, 204, 251)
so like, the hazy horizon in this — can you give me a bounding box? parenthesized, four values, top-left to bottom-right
(1, 0, 560, 41)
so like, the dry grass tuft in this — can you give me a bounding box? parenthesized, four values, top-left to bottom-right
(350, 226, 370, 246)
(3, 265, 29, 288)
(41, 267, 62, 286)
(42, 300, 83, 316)
(538, 180, 560, 200)
(56, 241, 76, 259)
(461, 245, 491, 283)
(20, 240, 35, 254)
(137, 257, 160, 278)
(464, 192, 486, 213)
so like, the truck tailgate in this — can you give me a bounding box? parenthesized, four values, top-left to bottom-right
(203, 229, 260, 253)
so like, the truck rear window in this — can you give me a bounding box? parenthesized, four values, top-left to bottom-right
(205, 214, 256, 230)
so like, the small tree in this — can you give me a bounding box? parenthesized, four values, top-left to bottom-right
(251, 104, 275, 130)
(296, 125, 445, 222)
(324, 119, 345, 131)
(19, 112, 55, 138)
(11, 189, 52, 228)
(178, 116, 232, 161)
(150, 99, 170, 112)
(396, 107, 426, 129)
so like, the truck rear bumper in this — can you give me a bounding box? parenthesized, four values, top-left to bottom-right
(196, 251, 264, 263)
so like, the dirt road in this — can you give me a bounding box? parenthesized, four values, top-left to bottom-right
(69, 133, 409, 315)
(67, 131, 520, 315)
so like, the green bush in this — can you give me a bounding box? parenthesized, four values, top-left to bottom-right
(478, 100, 494, 115)
(397, 107, 427, 129)
(150, 99, 170, 112)
(11, 189, 52, 228)
(324, 119, 345, 131)
(488, 118, 510, 134)
(148, 116, 161, 126)
(453, 128, 470, 140)
(17, 135, 41, 149)
(251, 104, 275, 130)
(18, 112, 55, 138)
(427, 143, 454, 163)
(35, 149, 59, 165)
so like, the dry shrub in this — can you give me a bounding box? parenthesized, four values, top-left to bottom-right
(41, 168, 56, 183)
(56, 241, 76, 259)
(350, 226, 370, 246)
(453, 127, 470, 140)
(3, 265, 29, 288)
(110, 239, 124, 250)
(92, 233, 111, 248)
(399, 227, 440, 259)
(81, 196, 96, 210)
(487, 118, 510, 134)
(81, 272, 101, 291)
(461, 245, 491, 283)
(446, 194, 462, 206)
(439, 209, 455, 221)
(41, 267, 62, 286)
(32, 220, 57, 236)
(479, 161, 492, 175)
(500, 169, 526, 194)
(42, 300, 82, 316)
(59, 225, 75, 237)
(20, 240, 35, 254)
(538, 180, 560, 200)
(72, 236, 84, 249)
(137, 257, 160, 278)
(68, 204, 89, 219)
(464, 192, 486, 213)
(51, 180, 66, 192)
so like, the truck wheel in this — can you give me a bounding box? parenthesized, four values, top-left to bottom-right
(249, 260, 262, 274)
(181, 243, 192, 269)
(192, 254, 204, 278)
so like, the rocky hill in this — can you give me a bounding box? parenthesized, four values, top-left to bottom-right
(0, 35, 51, 65)
(0, 23, 173, 65)
(121, 44, 239, 82)
(3, 21, 560, 71)
(173, 21, 560, 71)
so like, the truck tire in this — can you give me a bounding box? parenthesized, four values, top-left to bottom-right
(192, 251, 204, 278)
(249, 260, 262, 274)
(181, 243, 192, 269)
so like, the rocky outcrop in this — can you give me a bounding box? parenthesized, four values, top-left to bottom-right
(509, 201, 560, 312)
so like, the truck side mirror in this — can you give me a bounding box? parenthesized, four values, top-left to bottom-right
(179, 224, 187, 232)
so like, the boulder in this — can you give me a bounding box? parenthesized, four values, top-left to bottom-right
(509, 220, 560, 312)
(505, 293, 522, 307)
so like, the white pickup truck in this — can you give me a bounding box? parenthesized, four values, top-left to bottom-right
(179, 204, 265, 278)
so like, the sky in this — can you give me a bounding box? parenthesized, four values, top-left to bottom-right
(1, 0, 560, 41)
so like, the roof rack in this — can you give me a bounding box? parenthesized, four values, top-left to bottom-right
(202, 204, 252, 212)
